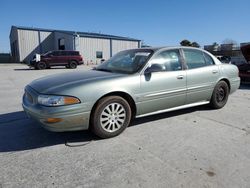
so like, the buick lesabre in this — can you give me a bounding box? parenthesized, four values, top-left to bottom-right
(23, 47, 240, 138)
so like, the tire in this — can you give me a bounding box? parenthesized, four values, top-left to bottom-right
(36, 61, 47, 70)
(210, 81, 229, 109)
(65, 65, 70, 69)
(91, 96, 132, 138)
(69, 61, 77, 69)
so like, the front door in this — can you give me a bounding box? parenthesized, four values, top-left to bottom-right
(138, 49, 187, 115)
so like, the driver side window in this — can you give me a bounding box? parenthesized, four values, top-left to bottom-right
(151, 49, 182, 71)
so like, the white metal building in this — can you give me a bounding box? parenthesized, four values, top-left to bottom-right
(9, 26, 141, 63)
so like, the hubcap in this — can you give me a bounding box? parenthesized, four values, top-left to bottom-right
(71, 63, 76, 68)
(39, 63, 46, 69)
(216, 87, 225, 102)
(100, 103, 126, 133)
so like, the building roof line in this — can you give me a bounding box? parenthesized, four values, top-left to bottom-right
(12, 25, 141, 42)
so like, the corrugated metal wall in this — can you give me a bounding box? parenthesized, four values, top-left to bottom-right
(40, 31, 54, 53)
(9, 27, 19, 61)
(112, 40, 139, 55)
(9, 27, 18, 45)
(17, 30, 53, 62)
(18, 30, 39, 62)
(77, 37, 110, 64)
(13, 28, 140, 63)
(54, 32, 74, 50)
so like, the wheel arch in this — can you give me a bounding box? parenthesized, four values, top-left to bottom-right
(89, 91, 137, 127)
(218, 78, 231, 92)
(69, 59, 78, 64)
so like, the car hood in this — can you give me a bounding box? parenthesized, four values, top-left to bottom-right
(29, 70, 125, 94)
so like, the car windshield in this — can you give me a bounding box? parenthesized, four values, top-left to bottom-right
(95, 49, 153, 74)
(43, 51, 52, 56)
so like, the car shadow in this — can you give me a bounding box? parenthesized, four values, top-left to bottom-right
(132, 105, 211, 126)
(0, 105, 212, 153)
(0, 111, 99, 153)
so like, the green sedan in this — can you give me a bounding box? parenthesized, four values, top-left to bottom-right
(23, 47, 240, 138)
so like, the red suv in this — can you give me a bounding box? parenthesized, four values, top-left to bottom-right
(30, 50, 84, 69)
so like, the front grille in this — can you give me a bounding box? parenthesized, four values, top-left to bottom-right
(25, 90, 34, 104)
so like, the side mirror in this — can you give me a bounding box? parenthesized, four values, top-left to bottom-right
(145, 64, 165, 74)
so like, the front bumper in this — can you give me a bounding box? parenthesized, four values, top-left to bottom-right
(22, 86, 91, 132)
(29, 60, 36, 67)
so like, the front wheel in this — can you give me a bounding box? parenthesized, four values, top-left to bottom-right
(210, 81, 229, 109)
(91, 96, 132, 138)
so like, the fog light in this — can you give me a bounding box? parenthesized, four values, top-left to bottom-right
(44, 118, 62, 124)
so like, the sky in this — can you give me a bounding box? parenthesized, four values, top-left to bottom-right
(1, 0, 250, 52)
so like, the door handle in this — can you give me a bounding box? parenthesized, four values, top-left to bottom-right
(212, 70, 218, 74)
(177, 75, 184, 79)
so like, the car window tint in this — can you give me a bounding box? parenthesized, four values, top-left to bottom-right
(152, 49, 182, 71)
(73, 51, 79, 56)
(67, 51, 72, 56)
(183, 49, 206, 69)
(203, 52, 214, 65)
(53, 51, 61, 56)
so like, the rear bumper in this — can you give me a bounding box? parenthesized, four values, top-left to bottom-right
(78, 61, 84, 65)
(230, 77, 241, 94)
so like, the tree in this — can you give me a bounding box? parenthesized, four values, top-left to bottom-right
(212, 42, 218, 46)
(191, 42, 200, 48)
(180, 39, 200, 48)
(180, 39, 192, 46)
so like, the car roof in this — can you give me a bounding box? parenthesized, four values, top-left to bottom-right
(53, 50, 79, 52)
(136, 46, 207, 52)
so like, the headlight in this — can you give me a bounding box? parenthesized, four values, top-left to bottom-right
(37, 95, 80, 106)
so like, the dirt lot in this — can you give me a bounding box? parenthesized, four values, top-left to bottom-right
(0, 64, 250, 188)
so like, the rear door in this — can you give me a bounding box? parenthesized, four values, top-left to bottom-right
(182, 48, 220, 104)
(49, 51, 61, 65)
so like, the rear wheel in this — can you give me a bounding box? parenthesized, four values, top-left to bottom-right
(91, 96, 132, 138)
(36, 62, 46, 70)
(210, 81, 229, 109)
(69, 61, 77, 69)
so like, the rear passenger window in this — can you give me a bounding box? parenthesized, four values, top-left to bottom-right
(203, 52, 214, 65)
(53, 51, 61, 56)
(73, 51, 79, 56)
(66, 51, 73, 56)
(183, 49, 206, 69)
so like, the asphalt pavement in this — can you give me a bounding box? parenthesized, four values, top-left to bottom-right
(0, 64, 250, 188)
